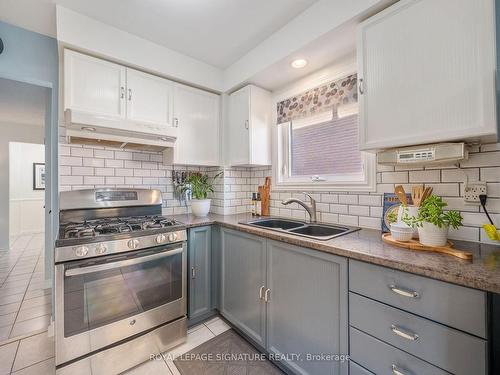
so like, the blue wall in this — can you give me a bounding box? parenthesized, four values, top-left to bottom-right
(0, 20, 58, 286)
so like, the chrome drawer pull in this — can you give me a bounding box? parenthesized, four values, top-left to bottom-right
(392, 364, 413, 375)
(389, 284, 419, 298)
(391, 324, 419, 341)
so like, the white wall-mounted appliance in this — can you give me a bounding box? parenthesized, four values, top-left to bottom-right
(377, 143, 469, 166)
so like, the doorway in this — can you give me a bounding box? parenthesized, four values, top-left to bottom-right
(0, 77, 51, 341)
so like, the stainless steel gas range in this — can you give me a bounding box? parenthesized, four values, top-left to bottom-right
(55, 188, 187, 374)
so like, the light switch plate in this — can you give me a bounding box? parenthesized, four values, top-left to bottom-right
(464, 182, 487, 204)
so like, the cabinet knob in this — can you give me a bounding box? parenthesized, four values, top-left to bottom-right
(174, 118, 179, 127)
(120, 86, 125, 99)
(128, 88, 132, 100)
(191, 267, 196, 279)
(244, 120, 249, 130)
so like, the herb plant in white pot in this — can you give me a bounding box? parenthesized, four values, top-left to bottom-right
(405, 195, 463, 247)
(182, 172, 221, 217)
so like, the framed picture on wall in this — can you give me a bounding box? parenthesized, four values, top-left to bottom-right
(33, 163, 45, 190)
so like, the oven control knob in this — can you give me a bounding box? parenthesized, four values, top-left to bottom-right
(156, 234, 166, 244)
(127, 239, 140, 249)
(75, 246, 89, 257)
(168, 232, 178, 242)
(95, 244, 107, 255)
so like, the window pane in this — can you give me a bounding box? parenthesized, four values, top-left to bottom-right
(290, 114, 362, 177)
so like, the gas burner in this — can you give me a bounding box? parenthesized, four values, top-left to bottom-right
(60, 215, 181, 239)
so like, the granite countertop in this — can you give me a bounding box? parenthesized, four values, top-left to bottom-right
(173, 213, 500, 294)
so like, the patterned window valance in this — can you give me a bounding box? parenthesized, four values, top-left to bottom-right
(277, 73, 358, 124)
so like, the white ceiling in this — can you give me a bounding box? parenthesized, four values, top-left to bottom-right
(0, 78, 48, 127)
(0, 0, 318, 68)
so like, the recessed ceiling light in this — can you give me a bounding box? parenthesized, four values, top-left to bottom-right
(291, 59, 307, 69)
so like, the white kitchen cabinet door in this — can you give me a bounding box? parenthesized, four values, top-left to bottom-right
(172, 84, 220, 166)
(126, 68, 173, 131)
(358, 0, 497, 151)
(227, 85, 271, 166)
(64, 49, 126, 118)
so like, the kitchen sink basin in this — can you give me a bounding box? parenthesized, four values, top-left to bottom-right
(242, 218, 360, 240)
(245, 218, 305, 230)
(288, 224, 349, 238)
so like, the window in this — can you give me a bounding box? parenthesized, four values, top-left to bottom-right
(274, 74, 376, 191)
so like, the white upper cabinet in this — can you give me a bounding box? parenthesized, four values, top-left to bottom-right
(64, 49, 126, 119)
(358, 0, 497, 151)
(126, 68, 173, 130)
(64, 49, 175, 137)
(227, 85, 271, 166)
(168, 83, 220, 166)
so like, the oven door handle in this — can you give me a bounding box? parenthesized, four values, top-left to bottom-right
(64, 247, 183, 277)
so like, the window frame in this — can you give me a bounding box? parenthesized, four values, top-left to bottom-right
(272, 68, 376, 192)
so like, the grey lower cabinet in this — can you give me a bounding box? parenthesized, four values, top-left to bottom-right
(188, 226, 213, 321)
(220, 227, 348, 375)
(220, 228, 267, 347)
(266, 240, 348, 375)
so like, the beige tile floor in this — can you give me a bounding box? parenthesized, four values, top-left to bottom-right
(0, 233, 51, 343)
(0, 313, 230, 374)
(123, 316, 231, 375)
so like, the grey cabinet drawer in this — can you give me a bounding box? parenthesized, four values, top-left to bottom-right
(349, 293, 487, 375)
(349, 260, 486, 338)
(350, 327, 451, 375)
(349, 361, 374, 375)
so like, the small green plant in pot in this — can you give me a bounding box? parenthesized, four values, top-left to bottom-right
(181, 172, 222, 217)
(403, 195, 463, 247)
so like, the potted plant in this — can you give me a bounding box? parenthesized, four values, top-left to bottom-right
(181, 172, 221, 217)
(403, 195, 463, 247)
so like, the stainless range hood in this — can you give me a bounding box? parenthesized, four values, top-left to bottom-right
(377, 143, 469, 166)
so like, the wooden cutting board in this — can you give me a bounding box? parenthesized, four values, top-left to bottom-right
(382, 233, 472, 261)
(260, 177, 271, 216)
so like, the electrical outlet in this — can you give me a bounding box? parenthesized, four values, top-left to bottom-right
(464, 182, 487, 204)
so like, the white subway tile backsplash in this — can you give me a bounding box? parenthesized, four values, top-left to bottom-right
(349, 205, 369, 216)
(105, 159, 124, 168)
(84, 176, 105, 185)
(358, 195, 382, 206)
(441, 168, 479, 183)
(94, 149, 114, 159)
(106, 176, 125, 185)
(481, 167, 500, 182)
(60, 156, 82, 166)
(71, 147, 93, 157)
(338, 194, 358, 204)
(409, 170, 440, 183)
(381, 171, 408, 184)
(460, 151, 500, 168)
(71, 167, 94, 176)
(59, 142, 499, 242)
(339, 215, 358, 226)
(83, 158, 105, 167)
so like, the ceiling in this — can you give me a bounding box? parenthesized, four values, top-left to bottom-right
(0, 78, 47, 127)
(0, 0, 318, 68)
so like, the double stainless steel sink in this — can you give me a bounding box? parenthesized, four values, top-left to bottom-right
(241, 217, 360, 241)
